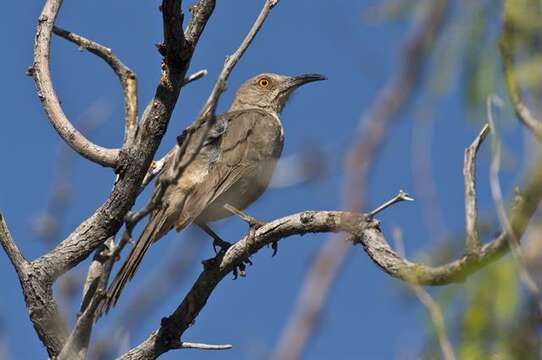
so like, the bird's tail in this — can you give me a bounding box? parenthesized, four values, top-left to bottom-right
(99, 212, 169, 316)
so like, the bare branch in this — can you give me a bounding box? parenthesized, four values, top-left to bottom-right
(30, 0, 120, 167)
(499, 0, 542, 140)
(122, 211, 378, 360)
(183, 69, 208, 86)
(463, 123, 490, 256)
(52, 26, 138, 146)
(171, 341, 232, 350)
(18, 0, 216, 356)
(0, 212, 28, 277)
(366, 190, 414, 218)
(123, 160, 542, 359)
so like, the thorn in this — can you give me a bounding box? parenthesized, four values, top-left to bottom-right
(367, 190, 414, 218)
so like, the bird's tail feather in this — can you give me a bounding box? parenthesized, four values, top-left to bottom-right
(99, 213, 168, 316)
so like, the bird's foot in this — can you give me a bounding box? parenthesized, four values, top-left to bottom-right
(232, 258, 253, 280)
(269, 241, 279, 257)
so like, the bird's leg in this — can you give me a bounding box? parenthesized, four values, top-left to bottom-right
(197, 222, 231, 254)
(197, 222, 253, 280)
(223, 204, 264, 229)
(223, 204, 280, 256)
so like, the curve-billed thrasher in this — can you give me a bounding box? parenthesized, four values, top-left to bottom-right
(103, 72, 326, 312)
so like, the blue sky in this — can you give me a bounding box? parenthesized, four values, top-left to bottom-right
(0, 1, 527, 359)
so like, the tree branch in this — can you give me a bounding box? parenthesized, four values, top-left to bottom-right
(0, 212, 28, 278)
(464, 123, 489, 256)
(123, 152, 542, 358)
(52, 26, 138, 146)
(121, 211, 379, 360)
(12, 0, 216, 356)
(30, 0, 120, 167)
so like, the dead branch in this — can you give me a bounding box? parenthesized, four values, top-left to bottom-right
(123, 152, 542, 358)
(30, 0, 120, 167)
(1, 0, 215, 356)
(0, 213, 28, 279)
(52, 26, 138, 146)
(464, 123, 490, 256)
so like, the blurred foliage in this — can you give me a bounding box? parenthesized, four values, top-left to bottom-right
(420, 255, 542, 360)
(374, 0, 542, 358)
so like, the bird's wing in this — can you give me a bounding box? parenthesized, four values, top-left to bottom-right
(174, 109, 274, 229)
(101, 109, 275, 314)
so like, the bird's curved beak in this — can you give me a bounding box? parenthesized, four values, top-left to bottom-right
(289, 73, 327, 88)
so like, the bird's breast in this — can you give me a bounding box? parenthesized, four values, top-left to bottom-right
(198, 114, 284, 222)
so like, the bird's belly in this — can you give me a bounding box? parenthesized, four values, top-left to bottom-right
(197, 158, 278, 223)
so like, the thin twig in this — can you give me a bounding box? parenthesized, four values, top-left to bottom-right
(366, 190, 414, 218)
(171, 341, 232, 350)
(53, 26, 138, 146)
(30, 0, 119, 167)
(410, 286, 456, 360)
(392, 229, 455, 360)
(0, 212, 28, 277)
(464, 123, 490, 256)
(183, 69, 208, 86)
(487, 96, 542, 313)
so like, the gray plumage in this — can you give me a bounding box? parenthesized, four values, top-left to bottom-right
(102, 72, 325, 313)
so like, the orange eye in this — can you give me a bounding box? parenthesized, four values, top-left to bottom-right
(258, 78, 270, 88)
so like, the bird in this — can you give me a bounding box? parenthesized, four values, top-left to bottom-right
(102, 72, 326, 313)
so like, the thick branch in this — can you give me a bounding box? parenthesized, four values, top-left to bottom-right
(31, 0, 120, 167)
(123, 160, 542, 359)
(122, 211, 378, 359)
(52, 26, 138, 146)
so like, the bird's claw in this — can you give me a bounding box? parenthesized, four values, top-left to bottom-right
(271, 241, 278, 257)
(232, 258, 253, 280)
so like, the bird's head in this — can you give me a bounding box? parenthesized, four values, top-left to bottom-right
(230, 73, 326, 114)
